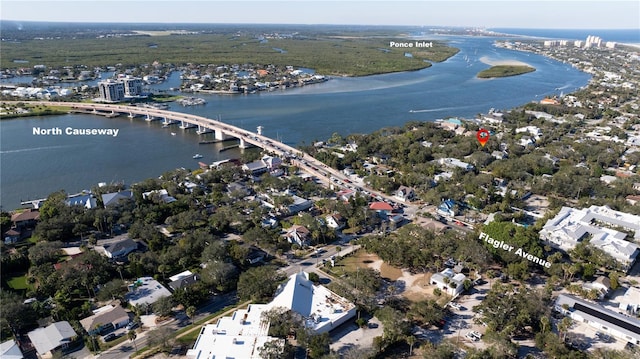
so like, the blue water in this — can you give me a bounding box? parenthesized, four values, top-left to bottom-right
(0, 35, 592, 210)
(490, 28, 640, 43)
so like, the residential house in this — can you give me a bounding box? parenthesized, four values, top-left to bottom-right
(491, 151, 508, 160)
(325, 213, 345, 230)
(555, 294, 640, 344)
(438, 158, 474, 171)
(227, 182, 252, 198)
(11, 209, 40, 230)
(287, 195, 313, 214)
(285, 225, 311, 247)
(101, 190, 133, 207)
(430, 268, 467, 296)
(619, 287, 640, 316)
(80, 305, 130, 335)
(369, 202, 393, 216)
(336, 188, 356, 202)
(66, 194, 97, 209)
(27, 321, 78, 358)
(246, 246, 267, 265)
(169, 271, 201, 291)
(242, 160, 268, 175)
(97, 236, 139, 259)
(437, 199, 457, 217)
(0, 340, 23, 359)
(142, 189, 176, 204)
(583, 276, 611, 299)
(125, 277, 172, 307)
(394, 186, 415, 202)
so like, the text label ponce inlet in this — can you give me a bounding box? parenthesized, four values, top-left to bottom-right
(33, 127, 120, 137)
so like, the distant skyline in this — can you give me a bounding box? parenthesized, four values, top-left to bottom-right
(1, 1, 639, 29)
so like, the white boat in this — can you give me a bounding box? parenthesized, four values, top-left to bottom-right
(171, 132, 176, 136)
(192, 154, 203, 159)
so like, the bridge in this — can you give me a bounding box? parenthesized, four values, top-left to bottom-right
(6, 101, 409, 207)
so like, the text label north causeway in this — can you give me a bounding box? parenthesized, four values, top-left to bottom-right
(33, 127, 120, 137)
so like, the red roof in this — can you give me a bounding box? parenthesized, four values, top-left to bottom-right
(369, 202, 393, 211)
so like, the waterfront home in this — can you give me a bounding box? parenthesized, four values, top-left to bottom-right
(101, 190, 134, 207)
(66, 193, 97, 209)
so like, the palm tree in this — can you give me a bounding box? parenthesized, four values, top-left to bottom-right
(406, 335, 416, 356)
(128, 330, 138, 352)
(186, 306, 197, 325)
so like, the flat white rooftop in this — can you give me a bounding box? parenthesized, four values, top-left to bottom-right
(125, 277, 172, 307)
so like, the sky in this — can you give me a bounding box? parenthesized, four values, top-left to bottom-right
(1, 0, 639, 29)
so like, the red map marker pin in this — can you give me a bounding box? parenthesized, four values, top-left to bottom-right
(476, 129, 490, 147)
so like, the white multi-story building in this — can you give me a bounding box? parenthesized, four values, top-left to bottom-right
(98, 80, 125, 102)
(585, 35, 603, 48)
(186, 272, 356, 359)
(121, 76, 143, 97)
(98, 76, 144, 102)
(540, 206, 640, 271)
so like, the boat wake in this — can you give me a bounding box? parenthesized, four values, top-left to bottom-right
(0, 145, 77, 154)
(410, 105, 475, 113)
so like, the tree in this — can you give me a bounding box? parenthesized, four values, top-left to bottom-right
(186, 306, 197, 325)
(237, 266, 284, 302)
(128, 330, 138, 352)
(258, 339, 288, 359)
(152, 296, 174, 317)
(147, 326, 174, 351)
(406, 335, 416, 356)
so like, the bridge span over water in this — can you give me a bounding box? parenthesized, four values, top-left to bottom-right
(7, 101, 408, 208)
(58, 101, 276, 150)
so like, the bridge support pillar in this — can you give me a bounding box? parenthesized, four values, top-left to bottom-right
(196, 125, 211, 134)
(215, 130, 230, 141)
(128, 112, 135, 118)
(239, 138, 247, 149)
(145, 114, 154, 121)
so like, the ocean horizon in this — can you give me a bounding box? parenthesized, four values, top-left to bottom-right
(489, 28, 640, 44)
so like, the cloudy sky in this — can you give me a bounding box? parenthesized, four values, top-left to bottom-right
(1, 0, 638, 29)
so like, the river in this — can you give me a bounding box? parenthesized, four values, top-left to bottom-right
(0, 35, 591, 209)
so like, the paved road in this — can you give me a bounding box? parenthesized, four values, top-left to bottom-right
(94, 292, 238, 359)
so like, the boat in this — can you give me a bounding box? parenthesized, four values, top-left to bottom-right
(193, 154, 203, 159)
(171, 132, 176, 136)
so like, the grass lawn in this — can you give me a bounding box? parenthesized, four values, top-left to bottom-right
(7, 274, 31, 291)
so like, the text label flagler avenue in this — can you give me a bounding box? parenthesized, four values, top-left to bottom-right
(479, 232, 552, 268)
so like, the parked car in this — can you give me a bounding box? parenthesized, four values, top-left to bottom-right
(103, 333, 117, 342)
(126, 321, 138, 330)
